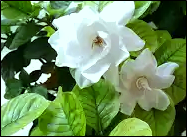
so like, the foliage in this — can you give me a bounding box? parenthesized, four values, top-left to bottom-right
(1, 1, 186, 136)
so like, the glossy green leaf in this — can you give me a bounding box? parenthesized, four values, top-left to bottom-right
(9, 22, 43, 49)
(19, 69, 30, 86)
(140, 1, 161, 19)
(28, 86, 48, 99)
(24, 37, 57, 62)
(30, 126, 45, 136)
(1, 93, 50, 136)
(131, 1, 152, 21)
(155, 39, 186, 105)
(109, 118, 152, 136)
(127, 20, 158, 57)
(155, 30, 172, 50)
(1, 45, 31, 82)
(50, 1, 71, 10)
(39, 87, 86, 136)
(4, 78, 23, 99)
(133, 98, 175, 136)
(72, 79, 120, 134)
(43, 26, 55, 37)
(1, 1, 32, 19)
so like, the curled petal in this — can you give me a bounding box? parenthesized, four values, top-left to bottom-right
(157, 62, 179, 76)
(148, 74, 175, 89)
(82, 58, 111, 83)
(100, 1, 135, 25)
(118, 26, 145, 51)
(70, 68, 93, 89)
(138, 89, 170, 111)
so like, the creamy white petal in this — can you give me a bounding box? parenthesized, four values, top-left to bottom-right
(120, 59, 136, 88)
(79, 6, 100, 21)
(100, 1, 135, 25)
(118, 26, 145, 51)
(70, 68, 93, 89)
(103, 65, 119, 87)
(82, 58, 111, 83)
(138, 89, 170, 111)
(48, 31, 80, 68)
(157, 62, 179, 76)
(148, 74, 175, 89)
(134, 48, 157, 71)
(119, 91, 137, 115)
(108, 34, 130, 66)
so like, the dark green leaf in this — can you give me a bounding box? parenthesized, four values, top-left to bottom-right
(41, 62, 55, 74)
(1, 48, 31, 82)
(1, 93, 50, 136)
(4, 78, 23, 99)
(28, 86, 48, 99)
(29, 70, 43, 83)
(72, 79, 120, 134)
(39, 87, 86, 136)
(1, 1, 32, 19)
(24, 37, 57, 62)
(19, 69, 30, 86)
(50, 1, 71, 10)
(9, 22, 43, 49)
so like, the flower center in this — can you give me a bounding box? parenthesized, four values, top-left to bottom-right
(136, 76, 151, 91)
(92, 36, 106, 48)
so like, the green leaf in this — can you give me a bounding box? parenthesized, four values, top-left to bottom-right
(155, 30, 172, 50)
(155, 39, 186, 105)
(43, 26, 55, 37)
(133, 98, 176, 136)
(1, 1, 32, 19)
(1, 19, 22, 34)
(140, 1, 161, 19)
(131, 1, 152, 21)
(72, 79, 120, 134)
(30, 126, 45, 136)
(127, 20, 158, 57)
(9, 22, 43, 49)
(1, 93, 50, 136)
(39, 87, 86, 136)
(29, 70, 43, 83)
(28, 86, 48, 99)
(19, 69, 30, 86)
(109, 118, 152, 136)
(24, 37, 57, 62)
(50, 1, 71, 10)
(1, 47, 31, 82)
(4, 78, 23, 99)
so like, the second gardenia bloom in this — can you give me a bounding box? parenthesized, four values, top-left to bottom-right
(48, 1, 145, 88)
(117, 48, 179, 115)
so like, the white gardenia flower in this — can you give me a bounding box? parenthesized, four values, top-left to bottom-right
(48, 1, 145, 88)
(117, 48, 179, 115)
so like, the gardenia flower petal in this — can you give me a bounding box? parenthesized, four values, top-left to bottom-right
(119, 91, 137, 115)
(70, 68, 93, 89)
(134, 48, 157, 70)
(157, 62, 179, 76)
(118, 26, 145, 51)
(138, 89, 170, 111)
(100, 1, 135, 25)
